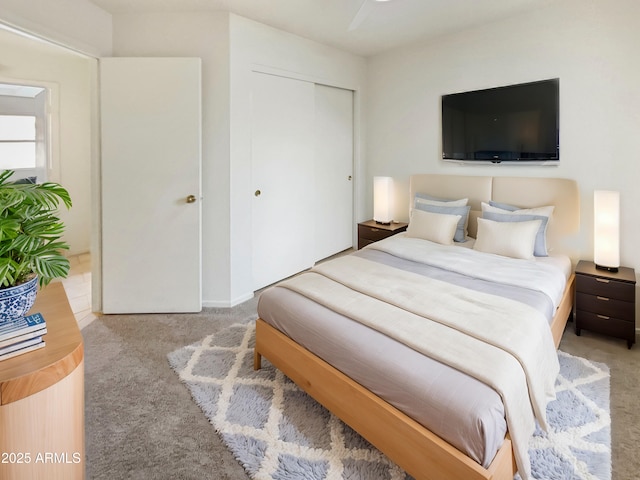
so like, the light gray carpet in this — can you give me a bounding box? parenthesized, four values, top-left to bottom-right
(83, 297, 640, 480)
(83, 301, 258, 480)
(167, 322, 610, 480)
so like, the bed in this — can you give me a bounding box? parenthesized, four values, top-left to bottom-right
(254, 174, 579, 480)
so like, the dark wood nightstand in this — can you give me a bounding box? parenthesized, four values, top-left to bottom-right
(357, 220, 408, 250)
(574, 260, 636, 348)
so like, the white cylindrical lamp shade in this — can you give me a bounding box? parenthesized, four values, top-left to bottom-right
(594, 190, 620, 271)
(373, 176, 393, 224)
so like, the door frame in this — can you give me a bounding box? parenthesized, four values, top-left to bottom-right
(0, 25, 103, 312)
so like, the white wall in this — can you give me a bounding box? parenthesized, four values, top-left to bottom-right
(111, 12, 231, 308)
(0, 28, 95, 256)
(13, 0, 627, 306)
(228, 14, 367, 305)
(112, 12, 367, 307)
(367, 0, 640, 272)
(0, 0, 111, 56)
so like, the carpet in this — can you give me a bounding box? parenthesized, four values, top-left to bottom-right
(168, 322, 611, 480)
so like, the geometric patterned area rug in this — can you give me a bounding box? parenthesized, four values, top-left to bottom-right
(168, 322, 611, 480)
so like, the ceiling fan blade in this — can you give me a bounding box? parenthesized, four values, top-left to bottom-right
(348, 0, 374, 31)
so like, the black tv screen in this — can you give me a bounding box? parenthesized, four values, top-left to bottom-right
(441, 78, 559, 163)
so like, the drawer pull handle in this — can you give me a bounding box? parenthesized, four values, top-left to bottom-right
(371, 228, 380, 232)
(597, 314, 610, 320)
(596, 278, 610, 283)
(596, 296, 610, 301)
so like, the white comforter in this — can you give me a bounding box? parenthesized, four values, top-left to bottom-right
(279, 237, 564, 480)
(370, 234, 568, 309)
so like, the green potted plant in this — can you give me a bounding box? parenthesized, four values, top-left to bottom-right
(0, 170, 72, 322)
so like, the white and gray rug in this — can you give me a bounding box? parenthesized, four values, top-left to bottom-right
(168, 322, 611, 480)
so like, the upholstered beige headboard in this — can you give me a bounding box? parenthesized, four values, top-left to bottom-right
(409, 174, 580, 253)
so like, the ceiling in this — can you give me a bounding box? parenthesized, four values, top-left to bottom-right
(86, 0, 557, 56)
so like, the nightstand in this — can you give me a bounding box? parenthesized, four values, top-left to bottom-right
(358, 220, 408, 250)
(574, 260, 636, 349)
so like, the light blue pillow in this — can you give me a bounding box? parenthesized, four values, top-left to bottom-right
(488, 200, 519, 211)
(482, 211, 549, 256)
(415, 193, 468, 207)
(414, 203, 471, 242)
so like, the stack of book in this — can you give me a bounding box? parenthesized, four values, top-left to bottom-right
(0, 313, 47, 361)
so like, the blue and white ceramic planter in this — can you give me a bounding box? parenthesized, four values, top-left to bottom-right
(0, 276, 38, 323)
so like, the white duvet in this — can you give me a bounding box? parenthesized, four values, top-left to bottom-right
(279, 236, 565, 480)
(370, 234, 569, 309)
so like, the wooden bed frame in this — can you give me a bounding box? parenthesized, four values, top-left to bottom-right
(254, 174, 580, 480)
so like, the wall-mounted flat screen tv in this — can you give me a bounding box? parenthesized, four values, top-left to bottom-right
(442, 78, 559, 164)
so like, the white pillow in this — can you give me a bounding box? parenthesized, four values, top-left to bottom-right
(406, 209, 461, 245)
(473, 217, 542, 260)
(481, 202, 554, 256)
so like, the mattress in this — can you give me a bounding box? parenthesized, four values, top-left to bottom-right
(256, 236, 569, 468)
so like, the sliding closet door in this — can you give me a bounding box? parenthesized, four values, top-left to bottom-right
(314, 84, 354, 261)
(251, 72, 316, 290)
(251, 73, 355, 290)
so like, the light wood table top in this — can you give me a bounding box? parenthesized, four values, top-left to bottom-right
(0, 282, 84, 405)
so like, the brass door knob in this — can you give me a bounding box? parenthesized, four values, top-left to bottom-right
(186, 195, 197, 203)
(255, 190, 261, 197)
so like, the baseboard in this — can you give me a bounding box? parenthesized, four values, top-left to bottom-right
(203, 292, 254, 309)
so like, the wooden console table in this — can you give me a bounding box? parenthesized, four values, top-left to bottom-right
(0, 282, 85, 479)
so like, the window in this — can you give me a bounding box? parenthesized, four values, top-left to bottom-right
(0, 82, 48, 181)
(0, 115, 37, 170)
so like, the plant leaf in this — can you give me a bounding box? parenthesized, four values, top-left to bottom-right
(0, 258, 17, 288)
(32, 255, 70, 287)
(0, 169, 72, 288)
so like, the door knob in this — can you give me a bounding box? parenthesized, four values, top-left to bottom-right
(348, 175, 352, 181)
(255, 190, 261, 197)
(186, 195, 197, 204)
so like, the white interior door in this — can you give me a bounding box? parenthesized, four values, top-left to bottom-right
(314, 84, 354, 261)
(251, 72, 315, 290)
(100, 57, 202, 313)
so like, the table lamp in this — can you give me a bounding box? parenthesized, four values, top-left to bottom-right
(594, 190, 620, 272)
(373, 176, 393, 225)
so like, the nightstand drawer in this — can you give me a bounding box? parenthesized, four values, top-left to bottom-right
(357, 221, 408, 250)
(575, 310, 634, 337)
(359, 237, 376, 249)
(358, 224, 395, 242)
(575, 291, 635, 321)
(576, 274, 635, 301)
